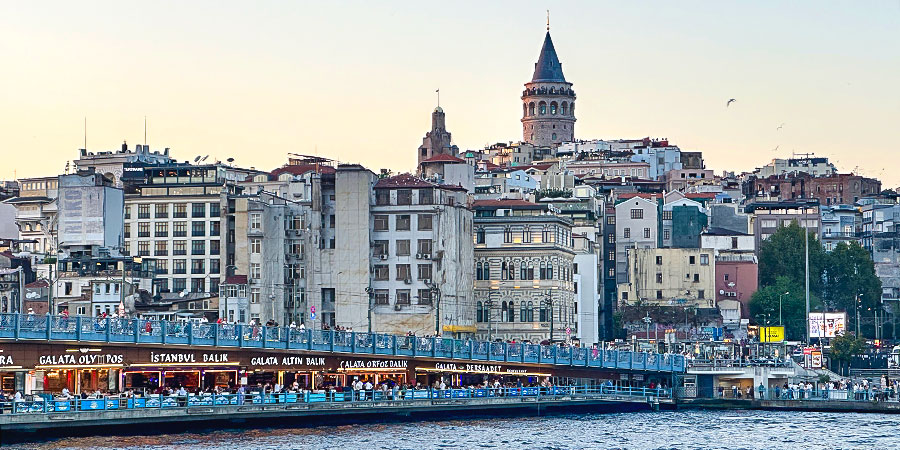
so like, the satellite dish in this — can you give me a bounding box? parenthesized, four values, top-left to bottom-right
(227, 157, 235, 163)
(194, 156, 202, 163)
(719, 289, 725, 295)
(179, 290, 188, 298)
(201, 155, 209, 162)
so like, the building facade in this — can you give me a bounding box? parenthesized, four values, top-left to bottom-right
(618, 248, 716, 308)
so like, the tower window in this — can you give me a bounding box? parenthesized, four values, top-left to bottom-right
(539, 101, 547, 115)
(552, 133, 557, 140)
(561, 102, 568, 115)
(550, 102, 558, 115)
(529, 102, 535, 116)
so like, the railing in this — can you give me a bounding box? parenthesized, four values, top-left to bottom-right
(687, 358, 793, 370)
(2, 385, 671, 416)
(726, 387, 897, 403)
(0, 313, 686, 373)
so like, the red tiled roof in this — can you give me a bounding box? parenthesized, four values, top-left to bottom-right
(374, 174, 436, 189)
(518, 163, 554, 171)
(472, 199, 543, 208)
(421, 154, 466, 164)
(686, 192, 717, 199)
(25, 280, 48, 288)
(270, 164, 336, 179)
(617, 193, 661, 201)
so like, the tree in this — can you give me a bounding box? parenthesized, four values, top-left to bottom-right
(829, 332, 867, 376)
(758, 222, 827, 297)
(749, 276, 818, 341)
(823, 242, 882, 338)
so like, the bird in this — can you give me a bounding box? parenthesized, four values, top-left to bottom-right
(726, 98, 736, 107)
(772, 145, 779, 152)
(776, 123, 785, 131)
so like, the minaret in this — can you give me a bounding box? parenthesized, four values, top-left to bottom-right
(418, 105, 459, 165)
(521, 20, 575, 147)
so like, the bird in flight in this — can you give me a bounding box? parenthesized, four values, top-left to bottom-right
(726, 98, 736, 107)
(777, 123, 785, 131)
(772, 145, 779, 152)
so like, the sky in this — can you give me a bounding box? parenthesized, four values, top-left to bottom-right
(1, 1, 899, 185)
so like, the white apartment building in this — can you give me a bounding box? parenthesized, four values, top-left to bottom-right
(4, 176, 58, 256)
(614, 195, 660, 284)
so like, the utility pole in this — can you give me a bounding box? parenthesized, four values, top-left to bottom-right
(857, 294, 862, 336)
(432, 285, 441, 337)
(643, 313, 652, 347)
(365, 287, 373, 334)
(486, 299, 493, 342)
(804, 208, 810, 346)
(544, 292, 555, 343)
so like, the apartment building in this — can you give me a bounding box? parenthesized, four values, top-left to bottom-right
(618, 248, 716, 308)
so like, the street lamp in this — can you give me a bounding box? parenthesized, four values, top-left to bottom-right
(642, 313, 652, 347)
(779, 291, 789, 327)
(542, 293, 554, 343)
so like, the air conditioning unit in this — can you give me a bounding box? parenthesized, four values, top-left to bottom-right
(415, 253, 422, 259)
(423, 254, 431, 260)
(394, 304, 402, 311)
(404, 279, 412, 285)
(423, 279, 431, 285)
(380, 254, 388, 260)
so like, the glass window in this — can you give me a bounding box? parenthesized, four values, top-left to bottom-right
(138, 204, 150, 219)
(251, 238, 261, 254)
(417, 289, 432, 305)
(210, 240, 221, 255)
(155, 222, 168, 237)
(419, 189, 433, 205)
(396, 290, 411, 305)
(700, 254, 710, 265)
(397, 189, 412, 205)
(138, 222, 150, 237)
(192, 203, 206, 218)
(173, 203, 187, 218)
(396, 264, 411, 281)
(191, 259, 205, 274)
(630, 208, 643, 219)
(417, 239, 432, 255)
(373, 240, 389, 257)
(396, 240, 410, 256)
(374, 215, 389, 231)
(209, 203, 220, 217)
(418, 214, 433, 231)
(192, 240, 205, 255)
(374, 289, 389, 305)
(173, 259, 187, 274)
(155, 204, 168, 218)
(173, 240, 186, 256)
(374, 265, 389, 280)
(210, 221, 220, 237)
(154, 240, 168, 256)
(192, 221, 205, 237)
(250, 263, 261, 279)
(376, 190, 390, 206)
(250, 213, 262, 231)
(623, 228, 631, 239)
(417, 264, 432, 280)
(173, 221, 187, 237)
(396, 215, 411, 231)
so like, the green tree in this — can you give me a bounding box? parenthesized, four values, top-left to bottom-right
(823, 241, 882, 338)
(758, 222, 827, 297)
(829, 332, 867, 376)
(749, 276, 818, 341)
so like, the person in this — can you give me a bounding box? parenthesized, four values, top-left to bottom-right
(758, 383, 766, 400)
(290, 321, 297, 329)
(62, 387, 72, 399)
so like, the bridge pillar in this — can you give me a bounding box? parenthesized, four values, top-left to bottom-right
(161, 320, 167, 345)
(350, 332, 356, 353)
(261, 325, 267, 349)
(213, 324, 219, 346)
(238, 325, 244, 348)
(46, 314, 51, 341)
(411, 336, 417, 358)
(503, 343, 508, 362)
(13, 314, 20, 341)
(187, 322, 193, 346)
(133, 319, 140, 344)
(75, 316, 81, 341)
(105, 317, 111, 342)
(392, 335, 397, 356)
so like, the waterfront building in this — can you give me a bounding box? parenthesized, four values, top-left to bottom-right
(701, 227, 757, 325)
(617, 247, 716, 308)
(745, 172, 880, 206)
(371, 173, 474, 336)
(614, 194, 660, 284)
(473, 199, 576, 342)
(565, 160, 650, 180)
(861, 202, 900, 304)
(521, 29, 575, 147)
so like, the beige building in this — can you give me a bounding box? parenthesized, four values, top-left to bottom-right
(4, 176, 58, 256)
(618, 248, 716, 308)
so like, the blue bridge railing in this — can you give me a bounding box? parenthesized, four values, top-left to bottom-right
(0, 313, 686, 373)
(4, 385, 671, 416)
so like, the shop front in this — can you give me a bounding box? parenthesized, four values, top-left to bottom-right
(329, 358, 410, 388)
(414, 362, 553, 388)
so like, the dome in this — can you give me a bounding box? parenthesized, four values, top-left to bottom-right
(434, 106, 444, 113)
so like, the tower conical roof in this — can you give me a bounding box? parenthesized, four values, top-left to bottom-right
(531, 32, 566, 83)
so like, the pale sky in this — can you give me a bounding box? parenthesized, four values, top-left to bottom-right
(1, 1, 899, 185)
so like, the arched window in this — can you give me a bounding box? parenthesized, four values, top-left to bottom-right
(507, 261, 515, 280)
(550, 102, 558, 115)
(476, 301, 484, 322)
(520, 302, 527, 322)
(476, 262, 483, 280)
(552, 133, 557, 140)
(539, 101, 547, 115)
(501, 261, 508, 280)
(542, 227, 552, 243)
(561, 102, 568, 115)
(539, 303, 548, 322)
(570, 102, 575, 115)
(523, 227, 531, 243)
(529, 102, 535, 116)
(539, 260, 547, 280)
(507, 301, 515, 322)
(549, 87, 555, 94)
(527, 301, 535, 322)
(501, 301, 508, 322)
(523, 103, 527, 117)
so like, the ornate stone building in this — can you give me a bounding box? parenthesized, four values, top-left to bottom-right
(521, 30, 576, 147)
(417, 107, 459, 166)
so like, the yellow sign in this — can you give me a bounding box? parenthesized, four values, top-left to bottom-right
(760, 326, 785, 343)
(442, 324, 477, 333)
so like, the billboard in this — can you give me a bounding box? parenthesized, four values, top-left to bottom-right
(759, 326, 785, 343)
(809, 312, 847, 338)
(59, 186, 106, 246)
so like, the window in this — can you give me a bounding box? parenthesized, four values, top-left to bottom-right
(209, 203, 220, 217)
(476, 228, 485, 244)
(731, 237, 739, 249)
(328, 215, 335, 228)
(210, 240, 221, 255)
(173, 278, 186, 292)
(155, 204, 168, 218)
(251, 288, 261, 304)
(655, 255, 664, 265)
(173, 203, 187, 218)
(173, 259, 187, 275)
(251, 238, 262, 254)
(623, 228, 631, 239)
(374, 264, 389, 280)
(630, 209, 643, 219)
(192, 203, 206, 218)
(155, 241, 168, 256)
(173, 240, 187, 256)
(643, 228, 651, 239)
(693, 273, 700, 283)
(250, 263, 261, 279)
(374, 215, 389, 231)
(520, 261, 534, 280)
(698, 290, 705, 299)
(664, 229, 670, 240)
(376, 190, 390, 206)
(607, 234, 615, 244)
(656, 273, 663, 283)
(173, 222, 187, 237)
(418, 264, 432, 281)
(138, 204, 150, 219)
(138, 222, 150, 237)
(504, 227, 513, 243)
(124, 224, 131, 238)
(662, 211, 672, 221)
(374, 289, 389, 305)
(137, 241, 150, 256)
(418, 214, 433, 231)
(396, 290, 411, 305)
(656, 290, 663, 300)
(523, 227, 532, 243)
(250, 213, 262, 231)
(417, 239, 432, 255)
(520, 301, 534, 322)
(210, 221, 220, 237)
(373, 240, 389, 257)
(192, 221, 205, 237)
(542, 227, 552, 243)
(396, 239, 410, 256)
(156, 259, 168, 275)
(192, 240, 205, 255)
(689, 255, 696, 265)
(607, 216, 615, 225)
(155, 222, 168, 237)
(396, 264, 411, 281)
(191, 259, 205, 274)
(396, 215, 411, 231)
(419, 188, 433, 205)
(397, 189, 412, 205)
(417, 289, 432, 305)
(700, 254, 709, 265)
(210, 259, 220, 274)
(124, 206, 131, 220)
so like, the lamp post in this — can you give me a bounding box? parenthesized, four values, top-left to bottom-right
(642, 313, 652, 347)
(365, 287, 373, 334)
(543, 293, 554, 343)
(485, 299, 494, 342)
(857, 294, 862, 337)
(778, 291, 789, 327)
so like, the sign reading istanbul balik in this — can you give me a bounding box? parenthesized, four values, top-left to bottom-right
(339, 359, 408, 370)
(149, 352, 230, 364)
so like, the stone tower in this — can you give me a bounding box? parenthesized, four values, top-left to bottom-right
(521, 30, 576, 147)
(418, 107, 459, 165)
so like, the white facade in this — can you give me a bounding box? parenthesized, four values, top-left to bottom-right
(615, 197, 659, 284)
(631, 145, 683, 180)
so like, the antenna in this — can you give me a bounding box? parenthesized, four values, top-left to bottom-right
(144, 116, 147, 147)
(83, 117, 87, 150)
(547, 10, 550, 31)
(436, 88, 440, 108)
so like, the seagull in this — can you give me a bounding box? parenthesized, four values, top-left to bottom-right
(726, 98, 736, 107)
(776, 123, 785, 131)
(772, 145, 779, 152)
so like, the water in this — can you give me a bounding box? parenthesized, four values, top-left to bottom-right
(8, 410, 900, 449)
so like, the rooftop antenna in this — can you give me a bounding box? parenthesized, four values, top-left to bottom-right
(143, 116, 147, 147)
(547, 9, 550, 31)
(436, 88, 440, 108)
(83, 117, 87, 150)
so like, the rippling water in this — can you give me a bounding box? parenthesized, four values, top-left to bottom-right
(8, 410, 900, 450)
